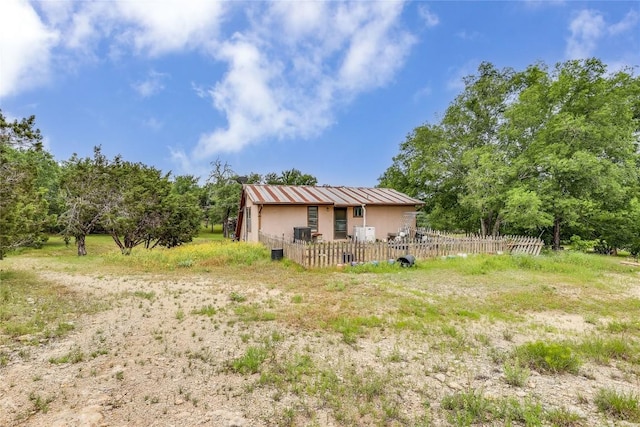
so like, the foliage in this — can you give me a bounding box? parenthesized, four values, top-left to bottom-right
(380, 59, 640, 250)
(0, 111, 52, 259)
(59, 148, 202, 255)
(264, 168, 317, 186)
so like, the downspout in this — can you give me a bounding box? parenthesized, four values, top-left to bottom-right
(361, 204, 367, 228)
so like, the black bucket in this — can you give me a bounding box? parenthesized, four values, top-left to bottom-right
(397, 254, 415, 267)
(271, 248, 284, 261)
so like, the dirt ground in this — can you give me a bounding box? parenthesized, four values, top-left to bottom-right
(1, 256, 639, 426)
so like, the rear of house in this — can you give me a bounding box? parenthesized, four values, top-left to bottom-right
(235, 184, 424, 243)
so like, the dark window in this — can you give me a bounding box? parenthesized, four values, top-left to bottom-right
(246, 207, 251, 232)
(308, 206, 318, 232)
(353, 206, 363, 217)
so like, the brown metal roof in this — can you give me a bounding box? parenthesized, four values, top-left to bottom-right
(243, 184, 424, 206)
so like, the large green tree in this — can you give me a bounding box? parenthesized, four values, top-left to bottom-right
(0, 111, 52, 259)
(503, 59, 639, 249)
(59, 147, 118, 255)
(380, 59, 639, 248)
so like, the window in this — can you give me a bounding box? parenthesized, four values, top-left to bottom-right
(353, 206, 363, 218)
(246, 206, 251, 232)
(307, 206, 318, 232)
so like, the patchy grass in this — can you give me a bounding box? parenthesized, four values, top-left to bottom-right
(595, 388, 640, 422)
(4, 240, 640, 425)
(0, 270, 104, 345)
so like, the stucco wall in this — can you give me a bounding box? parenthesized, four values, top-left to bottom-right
(242, 202, 417, 242)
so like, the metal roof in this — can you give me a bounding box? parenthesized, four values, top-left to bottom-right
(243, 184, 424, 206)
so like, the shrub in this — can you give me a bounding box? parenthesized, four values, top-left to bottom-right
(514, 341, 581, 374)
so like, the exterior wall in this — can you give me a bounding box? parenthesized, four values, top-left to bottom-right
(346, 205, 415, 241)
(242, 202, 417, 242)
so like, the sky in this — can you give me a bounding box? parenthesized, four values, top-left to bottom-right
(1, 1, 639, 187)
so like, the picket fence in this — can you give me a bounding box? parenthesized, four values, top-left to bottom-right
(259, 232, 543, 268)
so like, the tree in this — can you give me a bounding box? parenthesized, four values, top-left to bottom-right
(0, 111, 51, 259)
(503, 59, 639, 249)
(59, 147, 119, 255)
(207, 159, 241, 238)
(100, 160, 172, 254)
(146, 175, 202, 249)
(264, 168, 318, 186)
(380, 59, 640, 248)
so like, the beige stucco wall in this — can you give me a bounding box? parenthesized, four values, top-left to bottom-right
(241, 201, 418, 242)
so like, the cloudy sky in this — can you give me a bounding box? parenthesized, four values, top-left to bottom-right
(1, 0, 638, 186)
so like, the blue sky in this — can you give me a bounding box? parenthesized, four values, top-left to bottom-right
(1, 1, 638, 187)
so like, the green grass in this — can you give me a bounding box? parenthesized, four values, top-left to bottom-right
(6, 238, 640, 425)
(514, 341, 581, 374)
(0, 270, 104, 344)
(191, 305, 217, 317)
(595, 388, 640, 422)
(230, 346, 270, 374)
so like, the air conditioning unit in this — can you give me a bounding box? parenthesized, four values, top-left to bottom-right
(353, 226, 375, 242)
(293, 227, 312, 242)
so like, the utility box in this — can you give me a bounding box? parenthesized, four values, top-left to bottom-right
(293, 227, 312, 242)
(353, 226, 375, 243)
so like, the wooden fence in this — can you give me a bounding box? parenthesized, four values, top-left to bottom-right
(259, 232, 544, 269)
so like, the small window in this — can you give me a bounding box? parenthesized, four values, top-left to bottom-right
(308, 206, 318, 232)
(353, 206, 363, 218)
(246, 206, 252, 232)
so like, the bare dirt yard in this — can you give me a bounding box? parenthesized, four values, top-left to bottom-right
(1, 247, 640, 426)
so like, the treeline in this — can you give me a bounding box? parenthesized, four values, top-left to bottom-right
(380, 58, 640, 254)
(0, 111, 317, 258)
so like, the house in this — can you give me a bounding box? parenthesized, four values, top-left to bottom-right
(234, 184, 424, 243)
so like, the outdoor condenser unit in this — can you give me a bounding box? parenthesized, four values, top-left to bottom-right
(353, 226, 375, 243)
(293, 227, 312, 242)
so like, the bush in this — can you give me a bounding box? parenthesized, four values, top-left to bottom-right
(514, 341, 581, 374)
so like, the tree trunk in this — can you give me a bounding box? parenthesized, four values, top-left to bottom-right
(553, 217, 561, 251)
(76, 235, 87, 256)
(480, 219, 487, 237)
(491, 217, 501, 237)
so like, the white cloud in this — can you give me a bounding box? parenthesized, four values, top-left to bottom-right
(418, 5, 439, 28)
(1, 1, 416, 176)
(113, 0, 226, 56)
(132, 70, 168, 98)
(190, 1, 415, 163)
(566, 9, 605, 59)
(0, 0, 59, 97)
(609, 9, 639, 35)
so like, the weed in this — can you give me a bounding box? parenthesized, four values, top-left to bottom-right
(442, 389, 493, 425)
(545, 406, 585, 426)
(115, 371, 125, 381)
(49, 347, 84, 364)
(514, 341, 581, 374)
(503, 360, 530, 387)
(594, 388, 640, 422)
(29, 392, 53, 414)
(176, 259, 194, 268)
(234, 304, 276, 322)
(575, 336, 638, 364)
(230, 346, 269, 374)
(133, 290, 155, 300)
(291, 295, 303, 304)
(230, 292, 246, 303)
(175, 309, 185, 321)
(191, 305, 216, 317)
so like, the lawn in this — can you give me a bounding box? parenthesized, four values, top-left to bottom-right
(1, 235, 639, 426)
